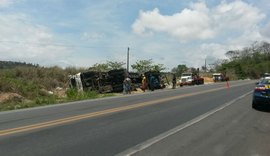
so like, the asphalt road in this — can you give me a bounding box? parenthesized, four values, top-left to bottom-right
(124, 87, 270, 156)
(0, 80, 267, 156)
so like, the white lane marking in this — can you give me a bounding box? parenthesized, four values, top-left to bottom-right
(117, 91, 253, 156)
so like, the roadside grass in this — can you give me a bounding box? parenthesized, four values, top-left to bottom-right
(0, 66, 116, 112)
(0, 90, 116, 111)
(66, 89, 99, 100)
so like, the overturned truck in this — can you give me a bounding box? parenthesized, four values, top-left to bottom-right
(69, 71, 113, 93)
(144, 71, 166, 89)
(69, 69, 142, 93)
(69, 69, 166, 93)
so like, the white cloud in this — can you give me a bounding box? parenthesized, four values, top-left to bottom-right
(0, 0, 13, 8)
(132, 1, 265, 43)
(199, 43, 243, 60)
(0, 13, 71, 67)
(132, 3, 215, 42)
(0, 0, 268, 70)
(213, 1, 265, 33)
(130, 0, 268, 69)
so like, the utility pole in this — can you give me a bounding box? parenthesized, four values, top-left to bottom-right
(205, 59, 207, 72)
(127, 47, 130, 73)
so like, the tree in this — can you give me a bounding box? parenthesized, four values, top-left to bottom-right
(89, 61, 126, 72)
(216, 41, 270, 79)
(89, 63, 109, 72)
(201, 65, 207, 72)
(131, 59, 165, 74)
(131, 59, 152, 74)
(106, 61, 125, 70)
(152, 64, 166, 72)
(225, 50, 241, 61)
(171, 64, 187, 77)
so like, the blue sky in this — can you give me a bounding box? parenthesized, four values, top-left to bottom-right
(0, 0, 270, 71)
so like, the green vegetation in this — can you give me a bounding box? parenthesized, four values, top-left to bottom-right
(0, 59, 165, 112)
(66, 89, 98, 100)
(0, 65, 115, 111)
(0, 61, 39, 69)
(171, 64, 188, 77)
(170, 41, 270, 80)
(216, 41, 270, 79)
(131, 59, 166, 74)
(89, 60, 126, 72)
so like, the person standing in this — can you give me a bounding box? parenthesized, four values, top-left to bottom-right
(172, 74, 176, 89)
(126, 77, 132, 94)
(141, 74, 147, 92)
(123, 78, 128, 94)
(149, 74, 155, 91)
(123, 76, 131, 94)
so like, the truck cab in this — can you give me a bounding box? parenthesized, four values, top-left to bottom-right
(179, 73, 194, 86)
(179, 72, 204, 87)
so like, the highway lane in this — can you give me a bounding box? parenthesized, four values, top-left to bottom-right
(0, 80, 251, 130)
(0, 80, 256, 156)
(130, 93, 270, 156)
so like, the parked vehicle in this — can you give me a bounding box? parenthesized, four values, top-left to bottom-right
(263, 73, 270, 77)
(212, 73, 229, 82)
(179, 72, 204, 87)
(252, 77, 270, 109)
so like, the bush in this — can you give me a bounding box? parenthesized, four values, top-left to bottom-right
(66, 89, 99, 101)
(35, 95, 57, 105)
(0, 65, 115, 111)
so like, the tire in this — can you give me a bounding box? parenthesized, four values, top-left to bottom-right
(252, 101, 257, 109)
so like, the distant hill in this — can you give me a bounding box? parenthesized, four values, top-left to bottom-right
(0, 61, 38, 69)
